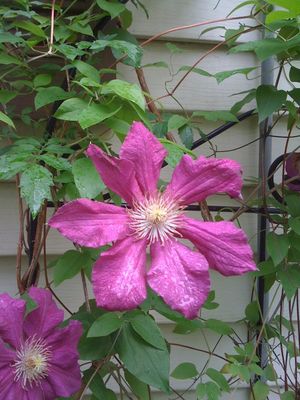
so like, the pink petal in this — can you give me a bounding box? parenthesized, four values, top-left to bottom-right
(0, 293, 25, 349)
(0, 368, 20, 400)
(92, 236, 147, 311)
(0, 339, 15, 367)
(86, 144, 143, 205)
(24, 287, 64, 339)
(46, 321, 82, 397)
(165, 155, 243, 205)
(179, 216, 256, 276)
(148, 239, 210, 319)
(120, 122, 167, 195)
(49, 198, 130, 247)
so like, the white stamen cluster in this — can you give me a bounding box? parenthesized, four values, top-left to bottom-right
(128, 194, 182, 244)
(13, 336, 51, 388)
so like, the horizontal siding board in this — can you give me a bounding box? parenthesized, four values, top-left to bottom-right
(128, 0, 259, 43)
(119, 42, 259, 111)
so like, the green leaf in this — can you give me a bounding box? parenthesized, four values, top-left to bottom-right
(192, 110, 238, 122)
(179, 125, 193, 149)
(281, 391, 296, 400)
(0, 90, 17, 104)
(289, 88, 300, 105)
(20, 164, 53, 217)
(116, 323, 170, 393)
(54, 98, 88, 121)
(171, 362, 198, 380)
(256, 85, 286, 122)
(39, 154, 71, 171)
(15, 20, 46, 37)
(0, 53, 22, 65)
(205, 319, 233, 335)
(168, 115, 188, 131)
(102, 79, 145, 110)
(289, 66, 300, 83)
(197, 382, 221, 400)
(206, 368, 230, 392)
(56, 44, 85, 60)
(78, 103, 122, 129)
(96, 0, 126, 18)
(72, 158, 105, 198)
(251, 381, 269, 400)
(0, 154, 27, 180)
(163, 142, 184, 168)
(88, 313, 122, 337)
(266, 10, 296, 25)
(266, 0, 300, 14)
(73, 60, 100, 83)
(53, 250, 87, 286)
(286, 194, 300, 217)
(33, 74, 52, 87)
(245, 301, 260, 324)
(124, 370, 150, 400)
(0, 111, 15, 128)
(129, 314, 166, 350)
(214, 67, 256, 83)
(289, 216, 300, 234)
(35, 87, 73, 110)
(83, 367, 117, 400)
(69, 21, 93, 37)
(178, 65, 211, 77)
(277, 265, 300, 300)
(166, 42, 183, 54)
(266, 232, 289, 266)
(0, 32, 24, 44)
(91, 40, 143, 67)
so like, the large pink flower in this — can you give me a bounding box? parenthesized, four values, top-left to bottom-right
(49, 122, 256, 319)
(0, 287, 82, 400)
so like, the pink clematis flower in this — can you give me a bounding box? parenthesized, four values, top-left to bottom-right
(49, 122, 256, 319)
(0, 287, 82, 400)
(285, 152, 300, 191)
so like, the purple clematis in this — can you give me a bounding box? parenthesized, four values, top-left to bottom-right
(0, 287, 82, 400)
(285, 152, 300, 191)
(49, 122, 256, 319)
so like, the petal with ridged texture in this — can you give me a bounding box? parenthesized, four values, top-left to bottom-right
(48, 198, 130, 247)
(179, 216, 256, 276)
(93, 236, 147, 311)
(120, 122, 167, 195)
(148, 239, 210, 319)
(86, 144, 143, 205)
(24, 287, 64, 339)
(165, 155, 243, 205)
(0, 294, 25, 349)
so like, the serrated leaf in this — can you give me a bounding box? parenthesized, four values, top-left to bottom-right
(72, 158, 105, 198)
(256, 85, 286, 122)
(39, 154, 71, 171)
(0, 111, 15, 128)
(266, 232, 289, 266)
(116, 323, 170, 393)
(35, 87, 73, 110)
(88, 313, 122, 337)
(171, 362, 198, 379)
(20, 164, 53, 217)
(53, 250, 88, 286)
(102, 79, 145, 110)
(206, 368, 230, 392)
(0, 155, 27, 180)
(129, 314, 166, 350)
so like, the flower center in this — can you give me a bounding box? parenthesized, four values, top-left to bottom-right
(13, 336, 51, 388)
(128, 194, 182, 244)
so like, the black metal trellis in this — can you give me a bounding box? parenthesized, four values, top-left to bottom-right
(25, 0, 288, 375)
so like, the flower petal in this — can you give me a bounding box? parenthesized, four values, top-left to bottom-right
(148, 239, 210, 319)
(0, 293, 25, 349)
(49, 198, 130, 247)
(23, 288, 64, 339)
(0, 339, 15, 368)
(120, 122, 167, 195)
(86, 144, 143, 205)
(92, 236, 147, 311)
(165, 155, 243, 205)
(0, 368, 20, 400)
(179, 216, 256, 276)
(46, 320, 82, 398)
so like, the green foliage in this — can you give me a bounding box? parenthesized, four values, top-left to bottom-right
(72, 158, 105, 198)
(171, 362, 198, 379)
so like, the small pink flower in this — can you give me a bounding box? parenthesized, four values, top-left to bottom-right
(286, 153, 300, 191)
(49, 122, 256, 319)
(0, 287, 82, 399)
